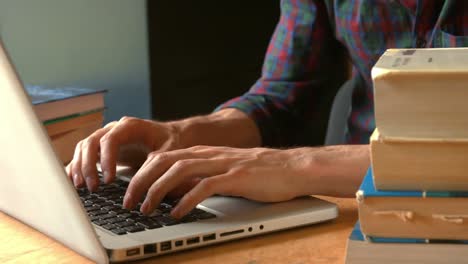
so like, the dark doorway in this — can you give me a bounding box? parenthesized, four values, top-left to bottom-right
(147, 2, 280, 121)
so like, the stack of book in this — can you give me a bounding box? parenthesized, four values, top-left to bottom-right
(345, 48, 468, 263)
(26, 85, 106, 164)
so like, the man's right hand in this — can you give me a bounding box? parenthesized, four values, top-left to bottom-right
(67, 116, 182, 192)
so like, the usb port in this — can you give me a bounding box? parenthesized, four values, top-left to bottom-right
(186, 237, 200, 245)
(160, 241, 172, 251)
(144, 244, 157, 254)
(126, 247, 140, 257)
(203, 233, 216, 241)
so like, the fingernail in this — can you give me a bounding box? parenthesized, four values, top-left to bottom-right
(140, 200, 149, 214)
(77, 174, 84, 187)
(123, 192, 133, 209)
(73, 174, 79, 187)
(73, 174, 83, 188)
(85, 177, 96, 192)
(171, 207, 181, 219)
(103, 170, 110, 184)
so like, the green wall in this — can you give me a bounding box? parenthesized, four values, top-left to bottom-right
(0, 0, 151, 122)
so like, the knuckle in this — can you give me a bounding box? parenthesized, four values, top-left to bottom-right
(81, 162, 94, 176)
(152, 152, 170, 163)
(73, 140, 83, 153)
(146, 183, 161, 200)
(104, 121, 117, 128)
(119, 116, 132, 122)
(99, 133, 113, 145)
(172, 159, 191, 171)
(189, 145, 206, 151)
(81, 137, 97, 151)
(199, 178, 218, 193)
(119, 116, 139, 125)
(146, 151, 158, 160)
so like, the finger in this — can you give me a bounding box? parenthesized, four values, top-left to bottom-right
(71, 141, 85, 188)
(139, 158, 229, 215)
(81, 128, 111, 191)
(166, 177, 202, 198)
(170, 174, 236, 218)
(123, 147, 219, 209)
(122, 151, 184, 209)
(65, 162, 72, 181)
(104, 121, 117, 128)
(100, 117, 153, 184)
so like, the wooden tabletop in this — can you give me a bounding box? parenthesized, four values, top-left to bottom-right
(0, 196, 357, 264)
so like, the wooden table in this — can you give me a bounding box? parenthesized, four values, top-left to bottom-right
(0, 197, 357, 264)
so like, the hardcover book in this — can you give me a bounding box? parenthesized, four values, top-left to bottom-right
(370, 128, 468, 191)
(372, 48, 468, 139)
(45, 110, 104, 137)
(357, 168, 468, 240)
(345, 222, 468, 264)
(50, 121, 102, 164)
(26, 85, 106, 122)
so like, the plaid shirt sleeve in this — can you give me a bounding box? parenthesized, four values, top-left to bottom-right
(215, 0, 339, 147)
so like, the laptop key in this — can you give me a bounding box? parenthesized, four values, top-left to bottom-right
(89, 210, 107, 216)
(86, 206, 102, 213)
(181, 215, 198, 223)
(90, 215, 102, 221)
(102, 223, 117, 230)
(96, 201, 114, 207)
(130, 216, 149, 223)
(115, 221, 136, 228)
(107, 194, 121, 200)
(196, 212, 217, 220)
(137, 220, 162, 229)
(92, 219, 108, 226)
(100, 214, 116, 220)
(112, 208, 130, 215)
(106, 217, 127, 224)
(117, 213, 132, 219)
(102, 205, 121, 211)
(151, 216, 180, 226)
(110, 228, 127, 235)
(124, 225, 145, 233)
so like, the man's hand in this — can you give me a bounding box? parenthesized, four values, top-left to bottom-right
(66, 109, 262, 192)
(66, 111, 369, 219)
(67, 116, 182, 191)
(122, 144, 370, 219)
(123, 146, 317, 219)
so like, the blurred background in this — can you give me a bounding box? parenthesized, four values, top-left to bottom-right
(0, 1, 343, 146)
(0, 1, 278, 122)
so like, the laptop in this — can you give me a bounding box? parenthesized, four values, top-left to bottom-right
(0, 40, 338, 263)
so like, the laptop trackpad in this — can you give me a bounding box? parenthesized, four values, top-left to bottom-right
(199, 196, 266, 217)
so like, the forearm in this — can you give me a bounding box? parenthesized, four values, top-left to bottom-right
(168, 108, 262, 149)
(292, 144, 370, 198)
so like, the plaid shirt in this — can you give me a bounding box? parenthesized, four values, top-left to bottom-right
(216, 0, 468, 146)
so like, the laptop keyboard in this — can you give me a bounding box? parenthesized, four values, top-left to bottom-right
(77, 179, 216, 235)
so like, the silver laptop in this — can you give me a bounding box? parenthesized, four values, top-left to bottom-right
(0, 40, 338, 263)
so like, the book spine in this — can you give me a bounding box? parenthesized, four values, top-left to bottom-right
(358, 196, 468, 240)
(371, 129, 468, 191)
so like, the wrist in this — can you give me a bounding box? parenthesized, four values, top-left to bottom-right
(168, 109, 261, 148)
(288, 145, 370, 198)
